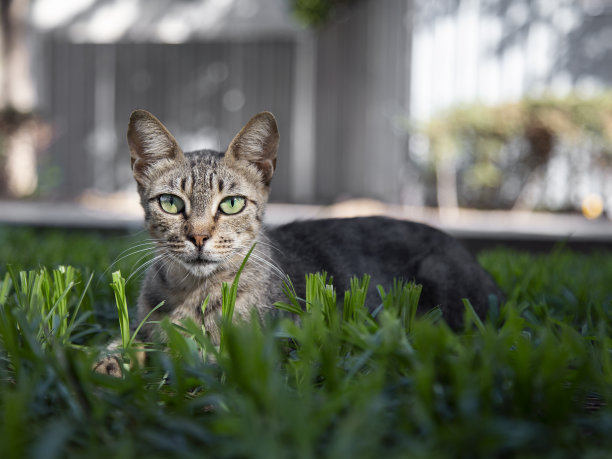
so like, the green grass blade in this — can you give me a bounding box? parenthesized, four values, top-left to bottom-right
(221, 243, 256, 324)
(110, 270, 130, 349)
(67, 271, 94, 333)
(343, 275, 371, 323)
(128, 300, 166, 348)
(220, 243, 257, 353)
(462, 298, 486, 333)
(274, 277, 304, 315)
(42, 281, 74, 332)
(0, 272, 12, 305)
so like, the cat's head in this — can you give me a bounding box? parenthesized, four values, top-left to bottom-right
(127, 109, 279, 277)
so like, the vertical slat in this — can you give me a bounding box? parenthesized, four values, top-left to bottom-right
(289, 33, 316, 203)
(314, 24, 341, 202)
(313, 0, 411, 204)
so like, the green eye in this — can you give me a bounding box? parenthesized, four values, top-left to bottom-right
(159, 194, 184, 214)
(219, 196, 246, 215)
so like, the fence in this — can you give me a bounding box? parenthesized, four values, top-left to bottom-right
(313, 0, 414, 204)
(35, 37, 295, 201)
(25, 0, 612, 209)
(32, 0, 416, 205)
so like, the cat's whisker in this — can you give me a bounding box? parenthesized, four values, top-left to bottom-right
(250, 254, 288, 282)
(106, 240, 158, 274)
(142, 253, 174, 283)
(126, 253, 168, 284)
(126, 260, 157, 284)
(121, 241, 172, 268)
(253, 238, 285, 255)
(232, 244, 289, 283)
(128, 250, 158, 277)
(122, 245, 157, 263)
(176, 267, 195, 288)
(155, 251, 196, 287)
(232, 242, 273, 260)
(115, 240, 158, 257)
(149, 250, 177, 275)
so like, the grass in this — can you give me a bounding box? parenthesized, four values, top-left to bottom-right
(1, 226, 612, 458)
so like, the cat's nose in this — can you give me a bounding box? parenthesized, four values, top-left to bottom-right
(191, 234, 210, 248)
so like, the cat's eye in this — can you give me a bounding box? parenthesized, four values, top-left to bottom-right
(219, 196, 246, 215)
(159, 194, 185, 214)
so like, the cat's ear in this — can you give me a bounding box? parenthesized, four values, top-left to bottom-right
(127, 110, 184, 184)
(226, 112, 279, 186)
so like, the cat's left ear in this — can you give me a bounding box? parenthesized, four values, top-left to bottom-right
(127, 110, 184, 185)
(226, 112, 279, 186)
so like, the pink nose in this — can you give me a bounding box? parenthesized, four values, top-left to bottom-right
(192, 234, 210, 248)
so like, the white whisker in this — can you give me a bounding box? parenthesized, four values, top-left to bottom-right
(231, 243, 289, 284)
(128, 250, 156, 275)
(126, 253, 166, 284)
(148, 252, 177, 281)
(105, 240, 158, 275)
(252, 238, 284, 255)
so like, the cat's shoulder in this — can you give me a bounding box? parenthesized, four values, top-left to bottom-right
(266, 216, 453, 243)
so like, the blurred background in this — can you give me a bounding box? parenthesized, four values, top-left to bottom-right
(2, 0, 612, 236)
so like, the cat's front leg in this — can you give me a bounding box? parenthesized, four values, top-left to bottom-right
(93, 337, 146, 377)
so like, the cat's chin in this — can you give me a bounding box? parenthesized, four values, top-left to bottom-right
(184, 261, 221, 278)
(171, 256, 221, 278)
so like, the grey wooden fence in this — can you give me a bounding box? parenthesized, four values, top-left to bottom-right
(36, 38, 295, 201)
(313, 0, 415, 204)
(33, 0, 417, 205)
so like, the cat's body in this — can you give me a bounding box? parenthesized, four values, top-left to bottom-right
(95, 110, 502, 374)
(269, 217, 500, 330)
(138, 214, 500, 342)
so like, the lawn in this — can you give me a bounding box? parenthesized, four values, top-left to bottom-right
(1, 226, 612, 458)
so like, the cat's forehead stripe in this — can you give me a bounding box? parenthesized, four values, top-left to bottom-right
(191, 169, 198, 191)
(152, 149, 254, 200)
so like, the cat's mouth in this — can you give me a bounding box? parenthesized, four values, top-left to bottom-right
(189, 255, 219, 265)
(173, 253, 222, 278)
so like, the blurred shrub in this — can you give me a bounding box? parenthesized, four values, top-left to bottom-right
(0, 108, 50, 197)
(288, 0, 362, 26)
(415, 93, 612, 211)
(0, 108, 33, 195)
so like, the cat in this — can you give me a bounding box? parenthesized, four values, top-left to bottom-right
(94, 109, 503, 376)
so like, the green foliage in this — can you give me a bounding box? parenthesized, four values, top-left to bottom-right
(425, 93, 612, 166)
(0, 226, 149, 327)
(418, 93, 612, 209)
(378, 278, 424, 333)
(1, 226, 612, 457)
(288, 0, 361, 27)
(1, 265, 96, 348)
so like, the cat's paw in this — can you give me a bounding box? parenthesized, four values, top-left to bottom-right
(93, 355, 123, 377)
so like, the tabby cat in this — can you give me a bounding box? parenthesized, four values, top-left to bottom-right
(95, 109, 502, 375)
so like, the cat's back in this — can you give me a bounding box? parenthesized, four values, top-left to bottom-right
(267, 216, 502, 328)
(268, 216, 451, 271)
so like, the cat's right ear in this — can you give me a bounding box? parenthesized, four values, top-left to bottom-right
(225, 112, 279, 186)
(127, 110, 184, 184)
